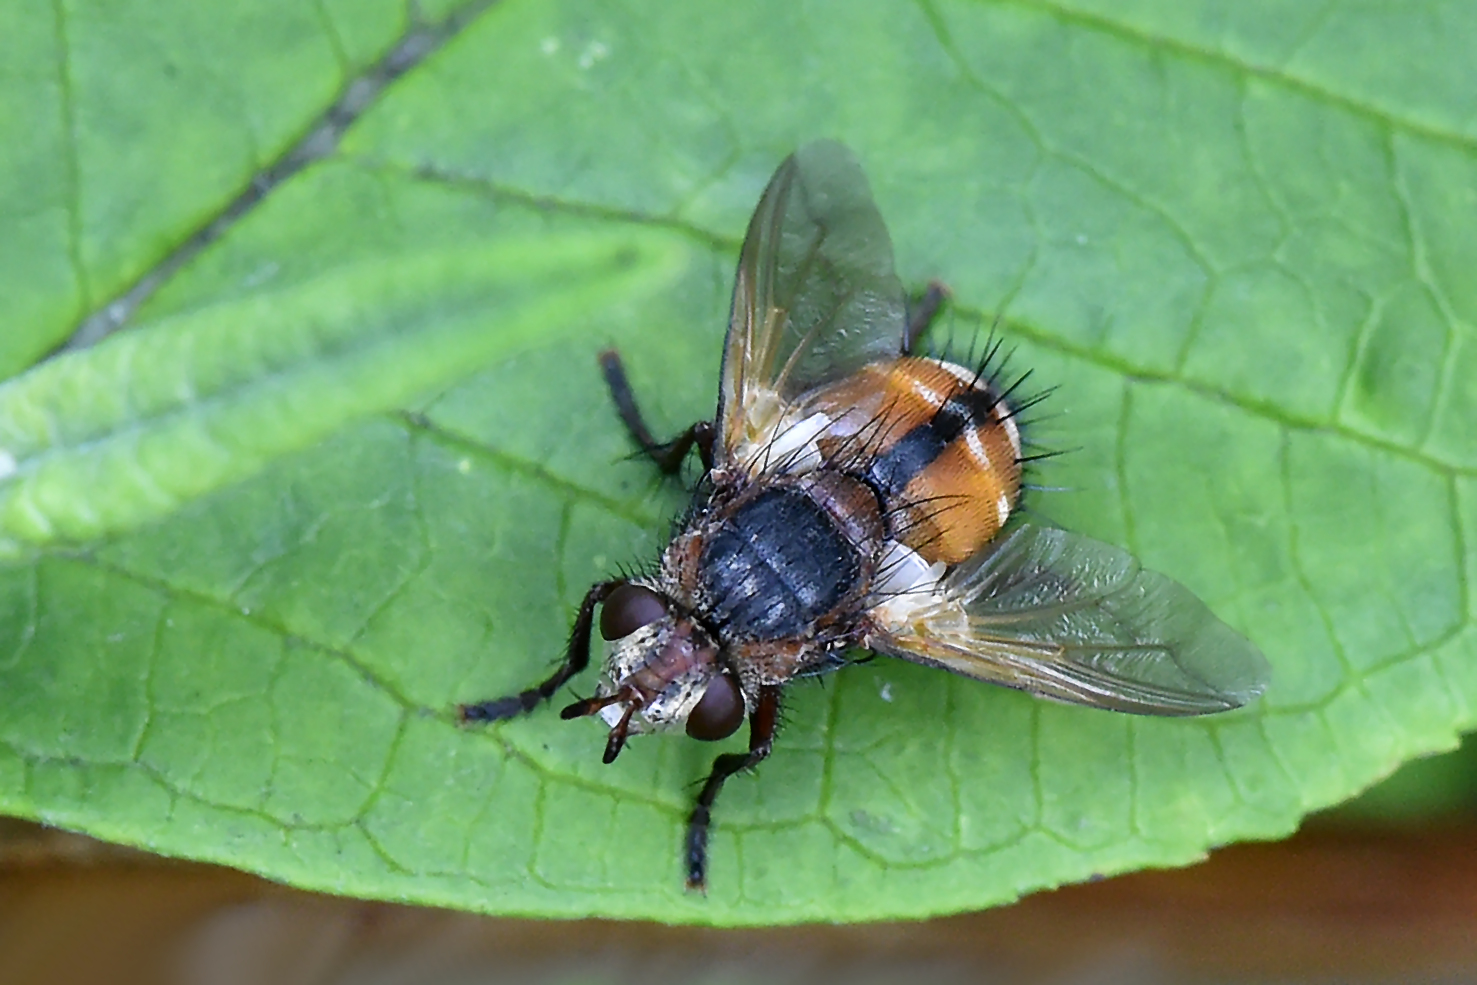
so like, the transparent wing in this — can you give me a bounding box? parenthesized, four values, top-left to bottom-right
(717, 140, 907, 463)
(874, 525, 1271, 715)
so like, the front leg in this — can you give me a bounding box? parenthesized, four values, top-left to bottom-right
(599, 349, 715, 474)
(458, 579, 626, 723)
(684, 684, 782, 892)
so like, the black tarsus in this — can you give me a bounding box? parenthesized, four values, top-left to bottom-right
(458, 579, 627, 723)
(599, 349, 715, 474)
(602, 699, 638, 764)
(684, 684, 782, 893)
(902, 280, 950, 355)
(559, 689, 625, 721)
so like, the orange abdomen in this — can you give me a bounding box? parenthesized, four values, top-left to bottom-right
(806, 357, 1022, 565)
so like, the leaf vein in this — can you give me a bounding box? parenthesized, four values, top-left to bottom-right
(1005, 0, 1477, 155)
(57, 0, 505, 352)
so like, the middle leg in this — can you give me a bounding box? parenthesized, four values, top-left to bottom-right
(599, 349, 715, 474)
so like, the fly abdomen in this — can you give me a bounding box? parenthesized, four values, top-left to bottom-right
(864, 423, 948, 499)
(698, 485, 863, 640)
(807, 357, 1024, 565)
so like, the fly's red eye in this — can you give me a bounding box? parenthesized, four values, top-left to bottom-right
(599, 584, 669, 641)
(685, 672, 744, 741)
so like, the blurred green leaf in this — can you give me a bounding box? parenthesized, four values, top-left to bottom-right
(1329, 734, 1477, 822)
(1, 0, 1474, 924)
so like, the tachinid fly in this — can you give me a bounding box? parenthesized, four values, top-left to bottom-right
(459, 141, 1270, 892)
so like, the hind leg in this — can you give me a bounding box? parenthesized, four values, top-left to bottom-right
(902, 281, 950, 355)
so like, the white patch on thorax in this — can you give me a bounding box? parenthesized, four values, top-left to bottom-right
(755, 410, 832, 473)
(870, 540, 949, 632)
(733, 385, 836, 476)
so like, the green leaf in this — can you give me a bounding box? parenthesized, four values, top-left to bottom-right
(1, 0, 1474, 925)
(0, 236, 680, 554)
(1330, 732, 1477, 822)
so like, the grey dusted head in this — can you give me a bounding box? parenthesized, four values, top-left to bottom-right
(564, 583, 745, 762)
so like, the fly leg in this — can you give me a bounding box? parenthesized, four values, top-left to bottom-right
(458, 579, 625, 723)
(684, 684, 781, 892)
(902, 280, 950, 355)
(599, 349, 715, 474)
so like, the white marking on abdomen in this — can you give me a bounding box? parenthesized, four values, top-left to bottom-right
(929, 358, 1022, 462)
(998, 409, 1022, 460)
(905, 374, 946, 409)
(962, 426, 991, 471)
(927, 358, 979, 387)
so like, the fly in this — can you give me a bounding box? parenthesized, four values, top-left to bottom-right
(459, 141, 1270, 892)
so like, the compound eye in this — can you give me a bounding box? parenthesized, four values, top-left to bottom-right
(599, 584, 669, 641)
(685, 672, 745, 741)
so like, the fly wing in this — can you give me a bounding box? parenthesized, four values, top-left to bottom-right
(717, 141, 908, 465)
(873, 525, 1270, 715)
